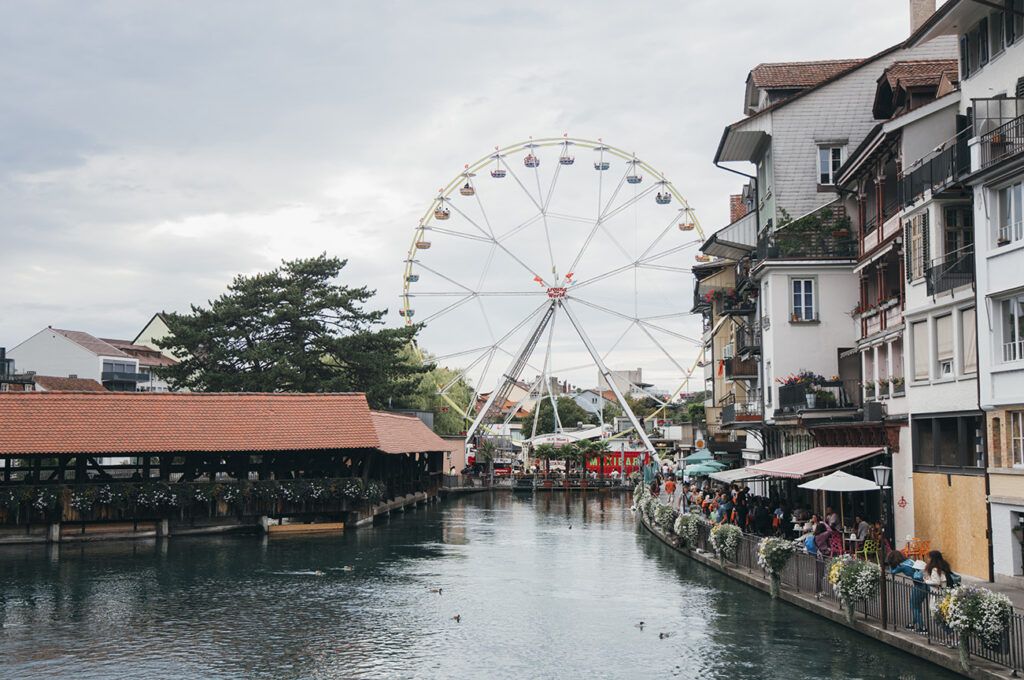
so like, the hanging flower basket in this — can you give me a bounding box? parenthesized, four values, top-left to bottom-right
(758, 537, 797, 599)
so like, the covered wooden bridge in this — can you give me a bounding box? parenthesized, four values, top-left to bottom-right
(0, 392, 451, 542)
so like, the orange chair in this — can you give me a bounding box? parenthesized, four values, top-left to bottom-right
(902, 538, 931, 560)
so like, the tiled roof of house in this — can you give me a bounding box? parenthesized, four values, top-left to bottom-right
(879, 59, 958, 89)
(52, 329, 129, 357)
(100, 339, 178, 367)
(748, 59, 864, 90)
(370, 411, 452, 454)
(0, 392, 378, 455)
(32, 376, 108, 393)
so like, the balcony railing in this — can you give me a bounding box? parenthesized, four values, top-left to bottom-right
(724, 356, 758, 379)
(925, 246, 975, 296)
(777, 380, 861, 413)
(721, 397, 763, 425)
(736, 322, 761, 356)
(101, 371, 150, 383)
(897, 128, 970, 209)
(974, 98, 1024, 173)
(755, 230, 856, 260)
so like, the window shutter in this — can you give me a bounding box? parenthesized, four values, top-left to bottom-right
(963, 307, 978, 373)
(913, 321, 930, 380)
(937, 314, 954, 361)
(1017, 76, 1024, 99)
(922, 211, 930, 275)
(905, 219, 913, 281)
(960, 34, 971, 77)
(980, 18, 990, 65)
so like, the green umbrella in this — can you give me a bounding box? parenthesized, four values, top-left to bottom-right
(684, 449, 714, 463)
(684, 463, 719, 476)
(703, 460, 728, 469)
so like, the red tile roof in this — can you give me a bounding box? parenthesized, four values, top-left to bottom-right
(878, 59, 958, 89)
(370, 411, 452, 454)
(32, 376, 108, 393)
(748, 59, 864, 90)
(0, 392, 378, 455)
(100, 339, 178, 367)
(52, 329, 128, 357)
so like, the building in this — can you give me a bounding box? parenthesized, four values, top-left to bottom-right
(132, 312, 179, 361)
(913, 0, 1024, 584)
(597, 368, 652, 399)
(571, 389, 617, 418)
(8, 328, 153, 392)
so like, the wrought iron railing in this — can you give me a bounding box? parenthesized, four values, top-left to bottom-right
(974, 97, 1024, 172)
(736, 322, 761, 356)
(925, 246, 975, 296)
(897, 128, 970, 208)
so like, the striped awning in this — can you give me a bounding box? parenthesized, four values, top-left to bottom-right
(743, 446, 884, 480)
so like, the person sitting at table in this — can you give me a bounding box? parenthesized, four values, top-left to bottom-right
(805, 524, 827, 554)
(855, 515, 871, 542)
(825, 506, 839, 529)
(803, 513, 822, 534)
(814, 521, 838, 555)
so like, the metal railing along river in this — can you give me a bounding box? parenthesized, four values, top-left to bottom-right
(656, 509, 1024, 674)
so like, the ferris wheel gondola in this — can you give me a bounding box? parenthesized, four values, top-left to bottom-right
(655, 179, 672, 204)
(489, 152, 506, 178)
(559, 140, 575, 166)
(593, 145, 610, 171)
(626, 158, 642, 184)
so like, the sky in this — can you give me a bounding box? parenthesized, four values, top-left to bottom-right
(1, 1, 916, 393)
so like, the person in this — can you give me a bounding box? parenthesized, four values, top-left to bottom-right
(887, 550, 928, 634)
(664, 476, 677, 506)
(735, 497, 749, 530)
(825, 506, 839, 529)
(720, 495, 735, 525)
(854, 515, 871, 542)
(924, 550, 956, 645)
(650, 478, 660, 498)
(805, 524, 826, 554)
(814, 521, 836, 555)
(803, 513, 821, 534)
(754, 501, 772, 535)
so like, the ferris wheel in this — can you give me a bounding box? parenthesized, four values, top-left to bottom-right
(401, 136, 708, 453)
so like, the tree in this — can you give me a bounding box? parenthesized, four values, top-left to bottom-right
(521, 397, 597, 435)
(600, 401, 622, 423)
(561, 442, 584, 479)
(156, 254, 429, 407)
(533, 443, 557, 479)
(580, 439, 611, 478)
(398, 347, 474, 436)
(476, 440, 497, 487)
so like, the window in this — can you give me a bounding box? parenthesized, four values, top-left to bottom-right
(1001, 294, 1024, 362)
(912, 414, 986, 472)
(945, 205, 973, 256)
(907, 211, 928, 279)
(960, 33, 971, 78)
(980, 17, 990, 66)
(765, 361, 772, 406)
(998, 181, 1023, 245)
(912, 321, 929, 380)
(791, 278, 815, 321)
(992, 12, 1005, 56)
(962, 307, 978, 374)
(1011, 411, 1024, 467)
(818, 146, 843, 185)
(101, 360, 135, 374)
(936, 314, 953, 378)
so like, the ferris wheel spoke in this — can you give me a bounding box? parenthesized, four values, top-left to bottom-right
(464, 347, 498, 420)
(568, 262, 634, 291)
(637, 209, 687, 262)
(437, 344, 497, 395)
(637, 263, 693, 274)
(500, 158, 544, 213)
(545, 211, 596, 225)
(442, 201, 549, 284)
(640, 311, 696, 321)
(533, 165, 557, 277)
(414, 261, 475, 294)
(495, 212, 544, 243)
(637, 323, 688, 375)
(598, 182, 660, 223)
(431, 344, 496, 362)
(542, 160, 562, 213)
(639, 241, 699, 264)
(409, 291, 546, 297)
(419, 295, 476, 326)
(424, 226, 493, 244)
(473, 187, 497, 239)
(566, 295, 700, 345)
(476, 296, 497, 345)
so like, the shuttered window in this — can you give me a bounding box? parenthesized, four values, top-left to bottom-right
(936, 315, 954, 371)
(913, 320, 930, 380)
(907, 211, 928, 280)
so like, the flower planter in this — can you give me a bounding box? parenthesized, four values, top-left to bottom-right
(806, 393, 817, 408)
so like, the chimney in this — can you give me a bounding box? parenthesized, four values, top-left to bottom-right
(909, 0, 935, 35)
(729, 194, 748, 223)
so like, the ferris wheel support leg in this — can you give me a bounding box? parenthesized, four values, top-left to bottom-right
(559, 300, 657, 458)
(463, 301, 557, 452)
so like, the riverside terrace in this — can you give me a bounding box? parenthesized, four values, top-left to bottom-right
(0, 392, 451, 543)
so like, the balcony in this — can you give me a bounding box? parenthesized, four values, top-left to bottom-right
(724, 356, 758, 379)
(925, 246, 975, 296)
(974, 98, 1024, 173)
(721, 397, 763, 425)
(857, 297, 902, 341)
(897, 128, 970, 209)
(736, 322, 761, 356)
(101, 371, 150, 383)
(777, 380, 861, 414)
(755, 204, 856, 261)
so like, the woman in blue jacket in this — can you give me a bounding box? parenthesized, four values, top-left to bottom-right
(887, 550, 928, 633)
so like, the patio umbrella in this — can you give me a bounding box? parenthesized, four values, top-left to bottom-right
(798, 470, 879, 530)
(684, 449, 714, 463)
(684, 463, 719, 476)
(703, 460, 728, 469)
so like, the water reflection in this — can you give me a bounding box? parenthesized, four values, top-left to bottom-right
(0, 493, 957, 679)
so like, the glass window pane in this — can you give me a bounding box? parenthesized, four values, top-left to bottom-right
(1005, 299, 1017, 361)
(963, 308, 978, 373)
(936, 314, 954, 361)
(1014, 183, 1023, 240)
(917, 420, 935, 466)
(938, 418, 960, 466)
(913, 321, 930, 379)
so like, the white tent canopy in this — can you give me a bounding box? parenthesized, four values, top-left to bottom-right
(709, 467, 762, 483)
(797, 470, 880, 492)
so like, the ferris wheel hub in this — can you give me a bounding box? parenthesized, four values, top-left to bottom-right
(546, 287, 567, 299)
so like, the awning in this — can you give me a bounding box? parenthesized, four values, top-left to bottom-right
(709, 467, 763, 483)
(702, 211, 757, 260)
(743, 446, 884, 480)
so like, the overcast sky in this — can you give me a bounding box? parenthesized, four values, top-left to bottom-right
(1, 1, 915, 388)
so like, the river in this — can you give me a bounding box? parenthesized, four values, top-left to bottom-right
(0, 492, 959, 679)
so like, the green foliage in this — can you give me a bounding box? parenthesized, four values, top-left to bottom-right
(156, 254, 428, 408)
(397, 346, 473, 436)
(520, 397, 597, 434)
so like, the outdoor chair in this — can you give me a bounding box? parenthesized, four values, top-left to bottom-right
(827, 533, 844, 556)
(856, 539, 881, 563)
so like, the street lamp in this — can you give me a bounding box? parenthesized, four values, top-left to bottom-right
(870, 464, 891, 488)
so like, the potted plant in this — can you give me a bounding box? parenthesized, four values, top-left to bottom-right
(877, 377, 890, 398)
(891, 376, 905, 395)
(864, 380, 875, 397)
(998, 234, 1011, 246)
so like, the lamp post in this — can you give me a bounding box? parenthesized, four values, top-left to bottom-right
(871, 462, 893, 627)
